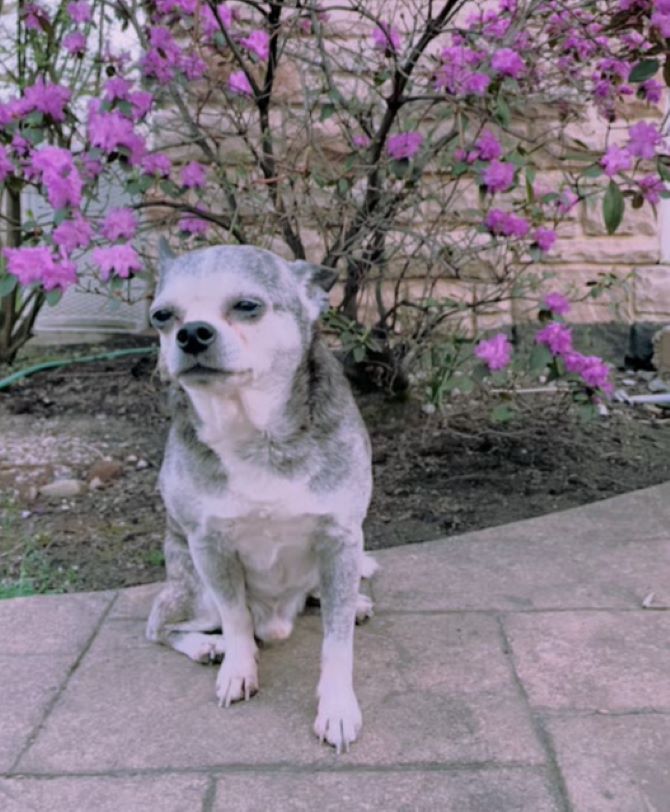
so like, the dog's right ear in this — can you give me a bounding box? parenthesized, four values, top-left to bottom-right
(158, 237, 176, 273)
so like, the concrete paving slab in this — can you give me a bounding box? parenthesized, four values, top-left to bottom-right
(17, 612, 544, 772)
(373, 535, 670, 612)
(107, 582, 161, 619)
(212, 768, 562, 811)
(503, 611, 670, 710)
(0, 775, 208, 811)
(0, 592, 115, 656)
(0, 656, 74, 773)
(547, 714, 670, 812)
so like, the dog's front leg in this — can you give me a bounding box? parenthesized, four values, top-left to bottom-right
(313, 524, 362, 753)
(189, 531, 258, 707)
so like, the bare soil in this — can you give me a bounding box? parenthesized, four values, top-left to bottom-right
(1, 339, 669, 595)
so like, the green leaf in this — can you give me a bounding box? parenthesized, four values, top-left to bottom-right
(320, 103, 335, 122)
(0, 274, 17, 298)
(658, 160, 670, 182)
(491, 404, 514, 423)
(352, 345, 366, 362)
(390, 159, 411, 178)
(495, 96, 511, 127)
(337, 177, 350, 195)
(45, 289, 63, 307)
(603, 180, 624, 235)
(529, 343, 553, 375)
(629, 59, 659, 83)
(581, 164, 603, 179)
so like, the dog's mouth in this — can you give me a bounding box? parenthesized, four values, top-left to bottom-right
(178, 364, 249, 380)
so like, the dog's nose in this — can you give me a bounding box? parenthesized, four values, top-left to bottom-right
(176, 321, 216, 355)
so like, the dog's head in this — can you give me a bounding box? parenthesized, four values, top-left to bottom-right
(151, 242, 337, 390)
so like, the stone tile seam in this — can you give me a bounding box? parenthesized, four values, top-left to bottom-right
(0, 761, 553, 780)
(495, 615, 573, 812)
(534, 708, 670, 718)
(7, 591, 121, 774)
(202, 774, 218, 812)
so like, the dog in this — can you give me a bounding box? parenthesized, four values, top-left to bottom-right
(145, 241, 376, 752)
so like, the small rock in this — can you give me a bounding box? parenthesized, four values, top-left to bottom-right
(21, 510, 32, 519)
(136, 459, 150, 470)
(648, 377, 670, 393)
(87, 459, 124, 485)
(126, 454, 139, 464)
(89, 476, 104, 491)
(40, 479, 86, 498)
(621, 378, 636, 387)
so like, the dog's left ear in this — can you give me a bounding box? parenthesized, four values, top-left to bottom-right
(290, 260, 339, 320)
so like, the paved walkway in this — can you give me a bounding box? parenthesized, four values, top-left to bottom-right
(2, 484, 670, 811)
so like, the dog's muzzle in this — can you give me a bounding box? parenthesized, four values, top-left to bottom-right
(176, 321, 216, 355)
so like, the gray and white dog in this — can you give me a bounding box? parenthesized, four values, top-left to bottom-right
(146, 242, 376, 752)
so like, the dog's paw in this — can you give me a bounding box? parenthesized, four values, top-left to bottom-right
(313, 688, 362, 753)
(355, 593, 374, 624)
(216, 655, 259, 707)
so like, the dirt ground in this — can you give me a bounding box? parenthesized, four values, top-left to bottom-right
(1, 339, 670, 595)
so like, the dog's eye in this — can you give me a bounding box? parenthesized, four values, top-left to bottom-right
(232, 300, 263, 317)
(151, 309, 174, 328)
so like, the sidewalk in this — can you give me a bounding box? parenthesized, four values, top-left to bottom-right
(1, 483, 670, 811)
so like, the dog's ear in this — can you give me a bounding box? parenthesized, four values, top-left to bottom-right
(290, 260, 338, 320)
(158, 237, 176, 273)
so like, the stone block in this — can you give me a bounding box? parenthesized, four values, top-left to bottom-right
(635, 265, 670, 319)
(652, 325, 670, 372)
(18, 613, 545, 772)
(581, 197, 658, 238)
(503, 611, 670, 710)
(547, 715, 670, 812)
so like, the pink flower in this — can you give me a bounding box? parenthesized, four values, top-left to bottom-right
(129, 91, 153, 122)
(179, 210, 210, 236)
(638, 175, 665, 204)
(67, 1, 91, 23)
(485, 209, 529, 238)
(30, 146, 83, 210)
(371, 24, 402, 53)
(63, 32, 87, 56)
(3, 247, 77, 291)
(491, 48, 525, 78)
(475, 333, 513, 371)
(88, 108, 146, 164)
(240, 30, 270, 61)
(0, 145, 14, 183)
(533, 227, 557, 252)
(353, 134, 371, 149)
(544, 293, 570, 316)
(600, 145, 632, 177)
(641, 79, 663, 103)
(628, 121, 662, 160)
(536, 322, 573, 355)
(180, 161, 208, 189)
(482, 160, 515, 193)
(200, 3, 233, 37)
(387, 132, 423, 160)
(23, 79, 71, 122)
(92, 245, 142, 281)
(464, 73, 491, 95)
(101, 208, 138, 241)
(475, 130, 502, 161)
(228, 71, 253, 96)
(564, 352, 613, 393)
(557, 189, 579, 214)
(651, 11, 670, 36)
(53, 214, 93, 254)
(104, 77, 133, 103)
(142, 153, 172, 177)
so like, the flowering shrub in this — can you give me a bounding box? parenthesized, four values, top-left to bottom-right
(0, 0, 668, 407)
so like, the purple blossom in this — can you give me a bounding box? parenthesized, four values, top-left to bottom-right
(628, 121, 662, 160)
(475, 130, 502, 161)
(66, 1, 92, 23)
(536, 322, 573, 355)
(3, 247, 77, 291)
(23, 79, 71, 122)
(104, 77, 133, 103)
(651, 11, 670, 36)
(544, 293, 570, 316)
(533, 227, 557, 253)
(475, 333, 513, 372)
(600, 145, 632, 177)
(387, 132, 423, 160)
(240, 30, 270, 61)
(141, 153, 172, 177)
(228, 71, 253, 97)
(181, 161, 208, 189)
(87, 108, 146, 165)
(557, 189, 579, 214)
(179, 210, 210, 236)
(200, 3, 233, 38)
(53, 214, 93, 254)
(371, 23, 402, 53)
(101, 208, 138, 241)
(30, 146, 83, 210)
(491, 48, 525, 78)
(63, 32, 87, 56)
(129, 91, 153, 122)
(482, 160, 515, 193)
(641, 79, 663, 103)
(563, 352, 613, 393)
(638, 174, 665, 204)
(92, 245, 142, 281)
(464, 73, 491, 95)
(485, 209, 529, 238)
(352, 134, 371, 149)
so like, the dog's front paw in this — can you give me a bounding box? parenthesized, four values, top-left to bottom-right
(313, 688, 362, 753)
(216, 655, 259, 707)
